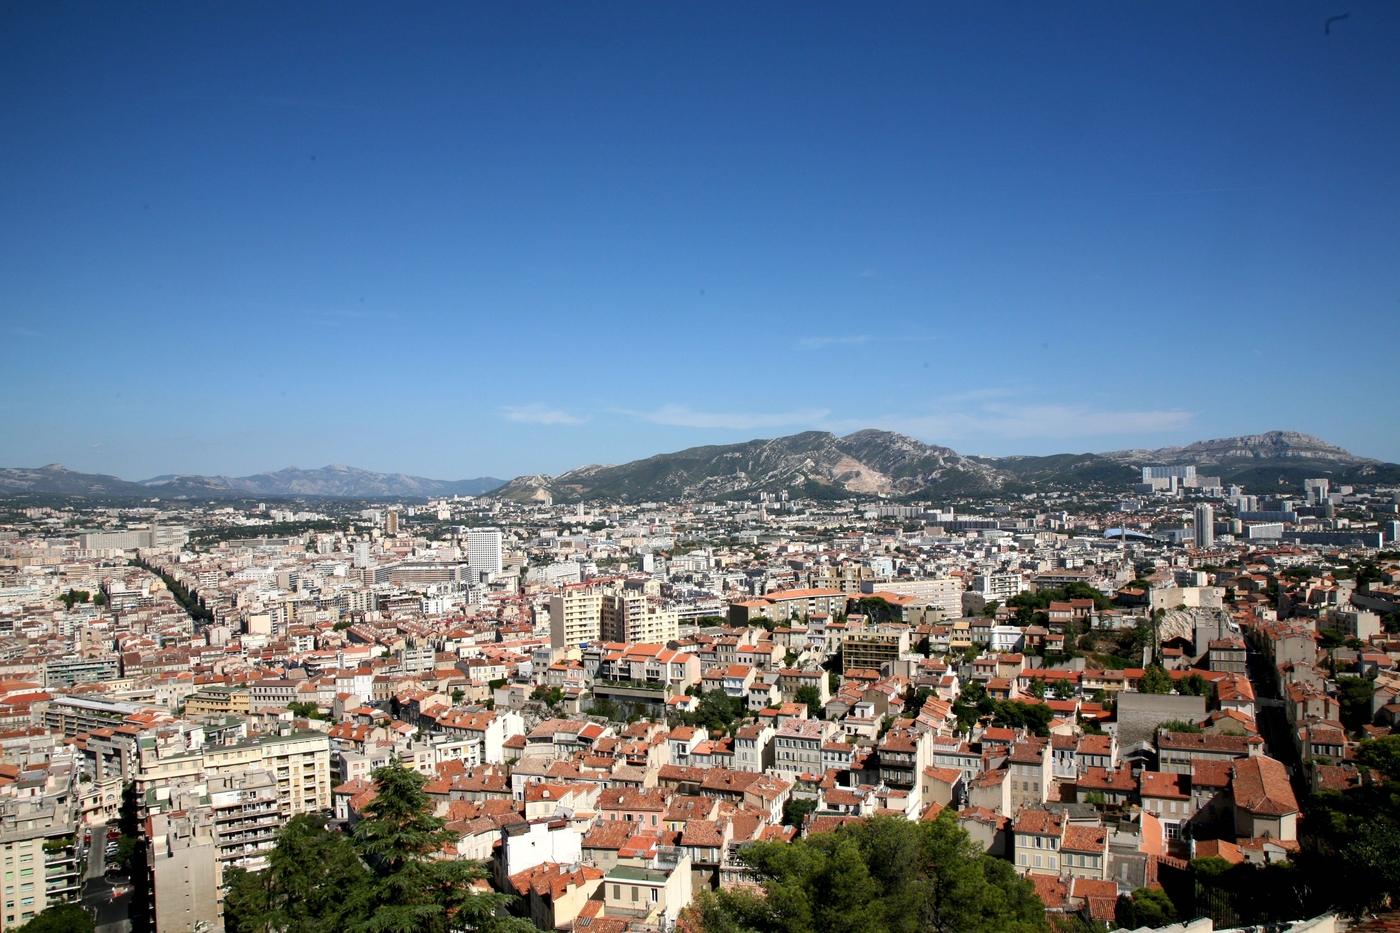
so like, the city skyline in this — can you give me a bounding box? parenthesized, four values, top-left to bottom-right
(4, 3, 1400, 478)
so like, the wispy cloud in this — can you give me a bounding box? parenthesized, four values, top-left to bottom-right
(501, 404, 588, 426)
(7, 326, 43, 338)
(795, 335, 874, 351)
(626, 405, 831, 431)
(794, 334, 935, 351)
(845, 402, 1193, 442)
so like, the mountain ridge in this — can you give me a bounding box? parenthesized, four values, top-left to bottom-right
(0, 464, 505, 500)
(3, 430, 1394, 501)
(491, 429, 1398, 503)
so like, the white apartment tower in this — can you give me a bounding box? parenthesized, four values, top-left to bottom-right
(1193, 503, 1215, 549)
(467, 527, 504, 576)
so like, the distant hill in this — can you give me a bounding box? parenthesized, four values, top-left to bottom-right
(495, 429, 1004, 503)
(0, 463, 505, 500)
(491, 429, 1400, 503)
(1102, 430, 1400, 487)
(5, 429, 1394, 502)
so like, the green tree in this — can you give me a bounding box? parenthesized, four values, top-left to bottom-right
(794, 685, 823, 716)
(1158, 720, 1202, 735)
(1336, 676, 1376, 734)
(226, 764, 529, 933)
(1354, 733, 1400, 780)
(352, 762, 531, 933)
(531, 685, 563, 707)
(1115, 887, 1176, 928)
(1179, 673, 1210, 697)
(22, 904, 95, 933)
(782, 797, 817, 828)
(586, 697, 620, 720)
(225, 814, 371, 933)
(1139, 664, 1173, 695)
(287, 701, 323, 720)
(676, 689, 749, 733)
(688, 814, 1045, 933)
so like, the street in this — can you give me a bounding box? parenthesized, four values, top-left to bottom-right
(81, 825, 132, 933)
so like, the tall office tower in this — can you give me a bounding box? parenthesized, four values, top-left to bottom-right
(385, 509, 399, 535)
(467, 527, 504, 575)
(1193, 503, 1215, 549)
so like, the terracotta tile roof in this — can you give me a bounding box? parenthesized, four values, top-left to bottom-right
(1061, 824, 1107, 853)
(1231, 756, 1298, 817)
(1193, 838, 1244, 864)
(1140, 771, 1190, 800)
(1029, 873, 1068, 909)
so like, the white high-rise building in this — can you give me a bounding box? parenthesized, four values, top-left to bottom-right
(1193, 504, 1215, 549)
(467, 527, 504, 575)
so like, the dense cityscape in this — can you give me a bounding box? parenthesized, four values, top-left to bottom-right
(0, 429, 1399, 932)
(6, 3, 1400, 931)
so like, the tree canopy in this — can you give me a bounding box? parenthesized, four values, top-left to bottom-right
(23, 904, 95, 933)
(683, 813, 1046, 933)
(673, 688, 749, 733)
(225, 762, 531, 933)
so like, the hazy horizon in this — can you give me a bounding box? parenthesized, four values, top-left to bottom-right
(4, 425, 1389, 483)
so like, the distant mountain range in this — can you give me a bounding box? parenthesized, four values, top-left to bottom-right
(0, 464, 505, 500)
(490, 429, 1400, 503)
(3, 430, 1396, 502)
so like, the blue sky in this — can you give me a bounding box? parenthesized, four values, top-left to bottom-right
(3, 2, 1399, 479)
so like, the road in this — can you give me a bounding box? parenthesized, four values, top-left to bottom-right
(1245, 645, 1310, 800)
(81, 824, 132, 933)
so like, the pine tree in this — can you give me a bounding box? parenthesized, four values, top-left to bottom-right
(225, 762, 531, 933)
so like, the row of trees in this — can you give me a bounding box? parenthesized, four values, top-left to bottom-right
(131, 556, 214, 623)
(225, 762, 533, 933)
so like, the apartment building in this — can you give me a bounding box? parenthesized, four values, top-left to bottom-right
(772, 719, 836, 777)
(136, 730, 332, 819)
(147, 769, 281, 931)
(0, 797, 81, 929)
(42, 654, 121, 688)
(862, 578, 963, 619)
(44, 695, 147, 737)
(843, 626, 910, 674)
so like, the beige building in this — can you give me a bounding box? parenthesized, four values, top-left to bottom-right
(147, 769, 281, 931)
(602, 848, 693, 926)
(843, 626, 910, 674)
(184, 686, 251, 717)
(550, 582, 678, 650)
(0, 799, 81, 929)
(136, 729, 332, 820)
